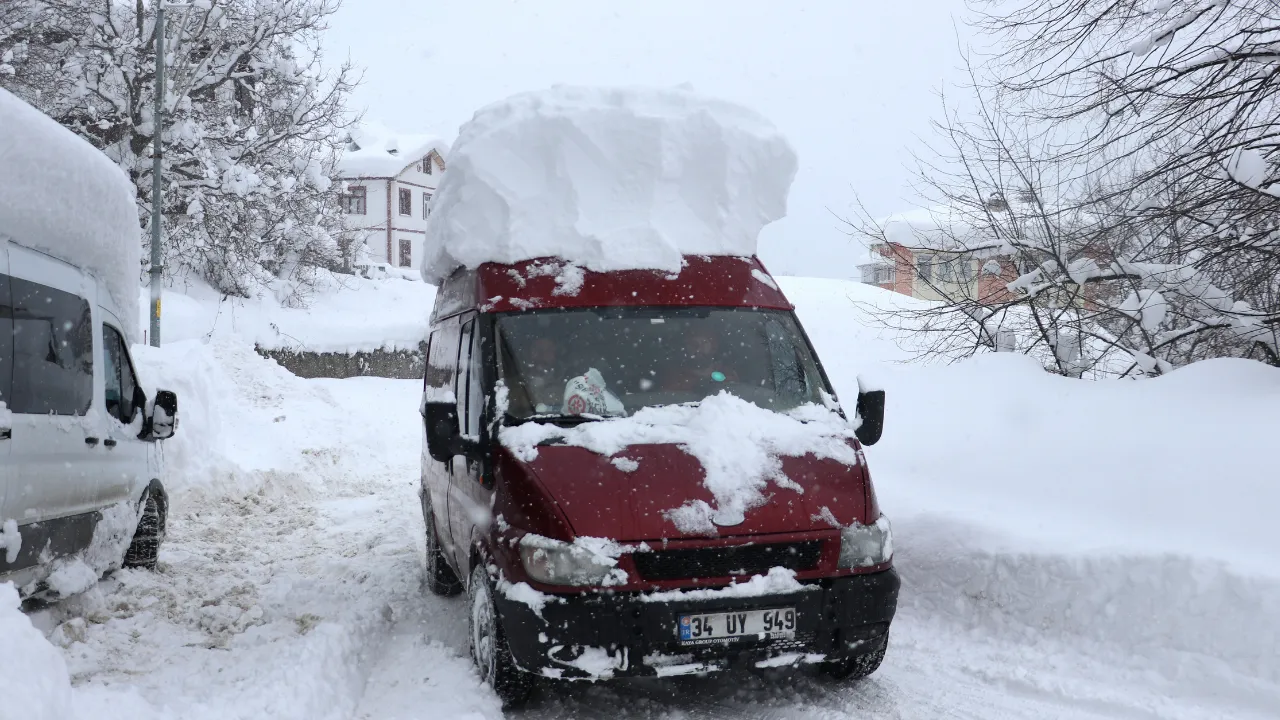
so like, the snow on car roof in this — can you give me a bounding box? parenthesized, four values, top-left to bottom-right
(0, 88, 141, 343)
(337, 121, 450, 179)
(420, 85, 799, 284)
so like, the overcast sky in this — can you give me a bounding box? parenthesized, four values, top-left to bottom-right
(325, 0, 972, 278)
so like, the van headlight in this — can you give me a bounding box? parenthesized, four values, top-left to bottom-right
(838, 515, 893, 568)
(519, 537, 617, 586)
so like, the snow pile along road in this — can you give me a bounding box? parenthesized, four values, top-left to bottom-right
(140, 272, 436, 353)
(422, 85, 798, 282)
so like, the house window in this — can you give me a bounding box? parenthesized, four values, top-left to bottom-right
(423, 192, 432, 219)
(423, 154, 433, 175)
(339, 185, 366, 215)
(917, 255, 933, 282)
(399, 238, 412, 268)
(398, 187, 412, 216)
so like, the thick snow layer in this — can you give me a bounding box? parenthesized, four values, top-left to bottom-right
(421, 85, 797, 283)
(0, 583, 73, 720)
(337, 121, 448, 178)
(138, 271, 435, 352)
(500, 393, 859, 534)
(0, 89, 141, 342)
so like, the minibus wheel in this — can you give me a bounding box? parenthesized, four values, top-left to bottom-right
(468, 565, 533, 707)
(123, 489, 166, 570)
(822, 633, 889, 681)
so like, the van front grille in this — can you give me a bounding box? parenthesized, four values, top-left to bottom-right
(634, 541, 822, 581)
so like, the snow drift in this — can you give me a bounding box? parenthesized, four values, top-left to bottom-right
(421, 85, 798, 283)
(0, 583, 74, 720)
(0, 88, 140, 342)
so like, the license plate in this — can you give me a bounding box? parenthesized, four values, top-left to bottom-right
(678, 607, 796, 644)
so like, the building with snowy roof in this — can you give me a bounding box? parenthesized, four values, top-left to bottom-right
(337, 123, 449, 276)
(858, 199, 1042, 306)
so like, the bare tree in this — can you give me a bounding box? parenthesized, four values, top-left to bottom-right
(848, 1, 1280, 374)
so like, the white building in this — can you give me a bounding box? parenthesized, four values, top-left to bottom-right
(337, 123, 449, 276)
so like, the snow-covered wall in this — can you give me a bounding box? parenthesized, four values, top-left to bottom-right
(0, 89, 141, 342)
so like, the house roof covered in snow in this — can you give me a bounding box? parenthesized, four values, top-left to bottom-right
(337, 121, 450, 179)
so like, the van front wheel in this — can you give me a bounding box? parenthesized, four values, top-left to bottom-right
(822, 633, 888, 681)
(123, 491, 166, 570)
(468, 565, 533, 708)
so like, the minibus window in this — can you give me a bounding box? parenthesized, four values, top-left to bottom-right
(496, 307, 828, 420)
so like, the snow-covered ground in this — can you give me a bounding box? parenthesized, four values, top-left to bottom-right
(5, 276, 1279, 720)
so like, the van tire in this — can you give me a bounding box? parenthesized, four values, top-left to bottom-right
(123, 491, 166, 570)
(822, 633, 888, 681)
(422, 494, 462, 596)
(468, 565, 533, 708)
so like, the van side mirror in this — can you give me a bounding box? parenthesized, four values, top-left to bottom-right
(423, 400, 463, 463)
(854, 390, 885, 446)
(150, 390, 178, 440)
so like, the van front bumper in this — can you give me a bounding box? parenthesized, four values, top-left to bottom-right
(493, 569, 899, 680)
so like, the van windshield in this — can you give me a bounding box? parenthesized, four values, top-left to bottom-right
(495, 307, 831, 420)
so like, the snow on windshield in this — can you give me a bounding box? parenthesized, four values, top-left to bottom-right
(0, 89, 141, 343)
(496, 307, 827, 418)
(421, 85, 797, 284)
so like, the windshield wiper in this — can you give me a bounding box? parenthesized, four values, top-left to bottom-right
(504, 412, 602, 427)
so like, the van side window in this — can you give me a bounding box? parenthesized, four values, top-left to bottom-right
(0, 273, 12, 410)
(424, 323, 462, 402)
(460, 319, 484, 439)
(102, 324, 139, 425)
(456, 320, 474, 438)
(9, 277, 92, 415)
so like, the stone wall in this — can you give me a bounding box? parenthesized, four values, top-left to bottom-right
(256, 343, 427, 380)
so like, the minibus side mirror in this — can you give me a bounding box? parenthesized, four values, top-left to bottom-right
(854, 390, 885, 446)
(423, 400, 462, 463)
(149, 390, 179, 440)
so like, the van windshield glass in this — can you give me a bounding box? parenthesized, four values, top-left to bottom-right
(495, 307, 830, 420)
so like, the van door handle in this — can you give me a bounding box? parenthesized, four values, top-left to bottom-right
(0, 428, 10, 440)
(85, 437, 100, 446)
(104, 438, 118, 448)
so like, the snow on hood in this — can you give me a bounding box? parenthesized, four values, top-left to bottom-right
(500, 392, 860, 535)
(421, 85, 798, 284)
(0, 89, 141, 343)
(337, 121, 449, 178)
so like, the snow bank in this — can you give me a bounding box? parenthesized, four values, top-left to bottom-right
(0, 89, 140, 342)
(500, 392, 859, 534)
(422, 85, 797, 283)
(0, 583, 74, 720)
(785, 273, 1280, 682)
(139, 271, 435, 353)
(131, 337, 401, 500)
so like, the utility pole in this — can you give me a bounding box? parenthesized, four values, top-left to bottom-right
(149, 1, 165, 348)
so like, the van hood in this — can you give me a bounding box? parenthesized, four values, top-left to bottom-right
(516, 443, 869, 541)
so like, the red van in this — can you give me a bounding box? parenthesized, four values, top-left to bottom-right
(419, 254, 895, 705)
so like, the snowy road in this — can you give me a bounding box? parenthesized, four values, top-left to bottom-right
(33, 342, 1280, 720)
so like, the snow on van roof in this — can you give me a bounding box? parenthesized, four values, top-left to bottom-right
(420, 85, 798, 284)
(337, 121, 449, 178)
(0, 89, 141, 342)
